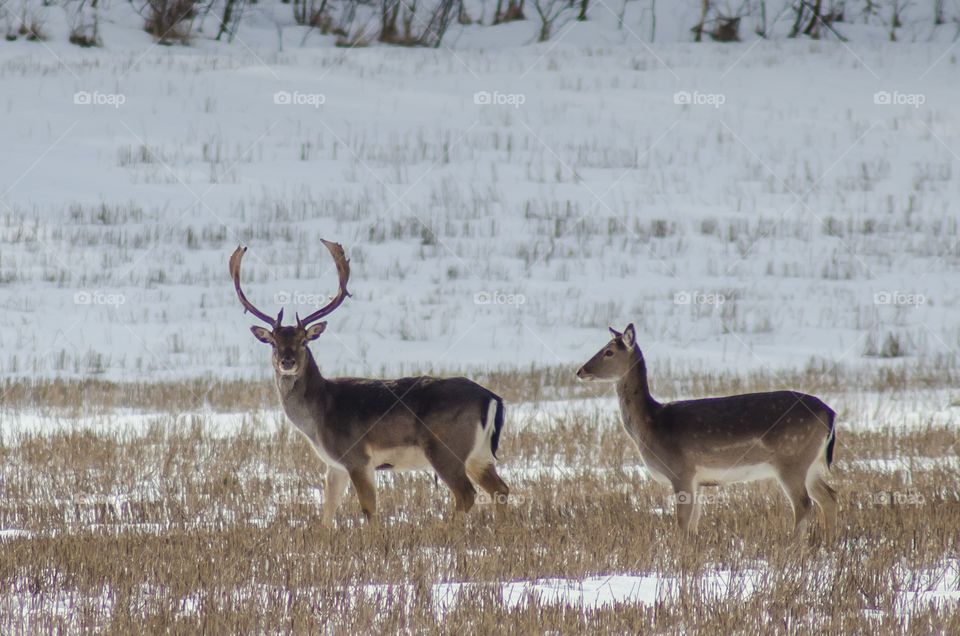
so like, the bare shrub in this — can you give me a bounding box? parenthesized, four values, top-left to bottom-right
(215, 0, 247, 42)
(67, 0, 102, 47)
(2, 0, 47, 41)
(18, 16, 46, 41)
(141, 0, 196, 44)
(532, 0, 574, 42)
(494, 0, 526, 24)
(707, 15, 740, 41)
(69, 26, 100, 47)
(377, 0, 456, 47)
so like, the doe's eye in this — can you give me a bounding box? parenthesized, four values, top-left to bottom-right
(604, 350, 614, 357)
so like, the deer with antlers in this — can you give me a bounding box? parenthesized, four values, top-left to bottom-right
(577, 324, 838, 540)
(230, 240, 509, 526)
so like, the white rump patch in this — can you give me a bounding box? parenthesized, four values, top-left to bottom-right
(466, 399, 498, 472)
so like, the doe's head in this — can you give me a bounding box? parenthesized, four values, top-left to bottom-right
(577, 323, 638, 381)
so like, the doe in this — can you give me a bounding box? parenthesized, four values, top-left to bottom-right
(577, 324, 838, 539)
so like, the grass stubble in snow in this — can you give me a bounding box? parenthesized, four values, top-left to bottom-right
(2, 38, 960, 383)
(1, 12, 960, 634)
(0, 372, 958, 633)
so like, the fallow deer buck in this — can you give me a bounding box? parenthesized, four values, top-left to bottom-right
(577, 324, 838, 540)
(230, 240, 509, 526)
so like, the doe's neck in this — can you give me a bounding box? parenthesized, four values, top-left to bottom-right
(616, 346, 660, 414)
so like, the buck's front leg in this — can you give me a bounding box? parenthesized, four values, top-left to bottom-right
(322, 467, 349, 527)
(348, 467, 379, 526)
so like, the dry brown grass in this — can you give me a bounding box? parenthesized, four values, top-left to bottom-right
(2, 355, 958, 414)
(1, 384, 958, 633)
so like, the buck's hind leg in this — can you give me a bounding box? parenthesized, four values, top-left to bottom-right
(348, 467, 379, 525)
(426, 445, 476, 514)
(468, 462, 510, 509)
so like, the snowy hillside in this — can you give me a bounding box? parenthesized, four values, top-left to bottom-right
(1, 2, 959, 383)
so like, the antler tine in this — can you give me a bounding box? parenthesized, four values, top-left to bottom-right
(229, 246, 280, 326)
(297, 239, 352, 327)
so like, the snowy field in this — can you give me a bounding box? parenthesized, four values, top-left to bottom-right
(1, 389, 958, 631)
(1, 0, 960, 632)
(2, 4, 960, 383)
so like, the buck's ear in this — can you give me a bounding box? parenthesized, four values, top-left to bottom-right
(250, 326, 275, 344)
(304, 322, 327, 341)
(608, 326, 623, 339)
(622, 323, 636, 347)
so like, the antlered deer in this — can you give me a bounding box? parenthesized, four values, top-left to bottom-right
(577, 324, 837, 539)
(230, 241, 509, 526)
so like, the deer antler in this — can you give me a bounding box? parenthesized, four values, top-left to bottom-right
(229, 246, 282, 326)
(297, 239, 351, 327)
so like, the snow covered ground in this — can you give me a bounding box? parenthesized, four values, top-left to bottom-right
(1, 4, 959, 631)
(2, 4, 960, 384)
(1, 392, 957, 628)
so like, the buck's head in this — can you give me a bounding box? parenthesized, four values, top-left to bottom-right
(577, 323, 638, 381)
(250, 322, 327, 376)
(230, 239, 350, 378)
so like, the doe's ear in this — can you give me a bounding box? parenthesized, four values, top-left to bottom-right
(608, 326, 623, 339)
(622, 323, 636, 347)
(250, 326, 275, 345)
(304, 322, 327, 341)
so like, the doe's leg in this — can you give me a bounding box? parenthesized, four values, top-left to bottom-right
(777, 470, 815, 539)
(808, 475, 838, 541)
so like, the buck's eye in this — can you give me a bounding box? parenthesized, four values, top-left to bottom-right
(604, 350, 614, 357)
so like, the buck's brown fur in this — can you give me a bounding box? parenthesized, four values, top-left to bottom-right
(231, 242, 508, 526)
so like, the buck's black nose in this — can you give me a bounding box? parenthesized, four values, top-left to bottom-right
(280, 358, 296, 370)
